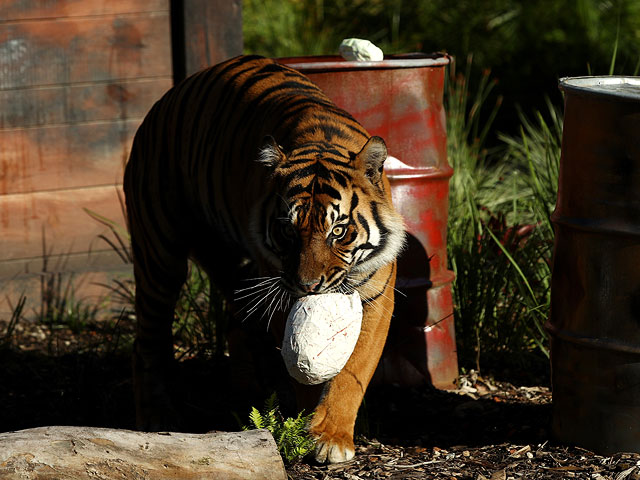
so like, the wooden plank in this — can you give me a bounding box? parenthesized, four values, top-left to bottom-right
(173, 0, 242, 81)
(0, 251, 131, 280)
(183, 0, 242, 74)
(0, 119, 141, 195)
(0, 185, 127, 274)
(0, 1, 179, 285)
(0, 13, 172, 90)
(0, 0, 168, 21)
(0, 78, 170, 129)
(0, 265, 133, 320)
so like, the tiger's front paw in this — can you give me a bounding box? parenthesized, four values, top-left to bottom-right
(309, 406, 355, 464)
(313, 432, 355, 464)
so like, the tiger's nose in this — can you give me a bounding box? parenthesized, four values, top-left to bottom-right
(299, 278, 323, 294)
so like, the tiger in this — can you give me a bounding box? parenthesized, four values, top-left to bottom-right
(123, 54, 406, 464)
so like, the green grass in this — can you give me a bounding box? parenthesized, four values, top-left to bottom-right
(1, 295, 26, 350)
(38, 272, 101, 335)
(173, 264, 227, 360)
(446, 60, 561, 373)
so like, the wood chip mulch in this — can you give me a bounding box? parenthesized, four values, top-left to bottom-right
(287, 374, 640, 480)
(290, 442, 640, 480)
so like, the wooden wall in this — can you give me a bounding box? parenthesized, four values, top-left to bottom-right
(0, 0, 242, 315)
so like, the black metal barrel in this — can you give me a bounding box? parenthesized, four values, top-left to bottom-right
(549, 76, 640, 454)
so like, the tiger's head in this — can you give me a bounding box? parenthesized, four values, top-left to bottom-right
(251, 135, 406, 299)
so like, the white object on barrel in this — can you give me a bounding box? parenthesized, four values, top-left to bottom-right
(281, 291, 363, 385)
(339, 38, 384, 62)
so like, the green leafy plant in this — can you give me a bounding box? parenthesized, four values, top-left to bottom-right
(243, 0, 411, 57)
(244, 393, 316, 464)
(446, 60, 560, 373)
(84, 205, 136, 316)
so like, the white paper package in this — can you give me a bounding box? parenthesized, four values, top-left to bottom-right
(281, 291, 363, 385)
(339, 38, 384, 62)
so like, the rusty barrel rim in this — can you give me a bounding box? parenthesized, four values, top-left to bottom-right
(278, 52, 451, 72)
(559, 76, 640, 102)
(384, 155, 453, 180)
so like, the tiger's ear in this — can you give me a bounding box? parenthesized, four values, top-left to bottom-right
(355, 136, 388, 184)
(257, 135, 286, 167)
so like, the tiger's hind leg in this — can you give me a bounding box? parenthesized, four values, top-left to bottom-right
(128, 223, 188, 431)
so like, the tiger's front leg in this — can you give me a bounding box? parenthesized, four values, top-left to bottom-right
(307, 263, 397, 464)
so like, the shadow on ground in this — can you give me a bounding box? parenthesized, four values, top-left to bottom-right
(362, 383, 550, 449)
(0, 345, 550, 452)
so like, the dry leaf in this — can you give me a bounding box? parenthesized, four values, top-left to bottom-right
(490, 469, 506, 480)
(508, 445, 531, 457)
(616, 466, 639, 480)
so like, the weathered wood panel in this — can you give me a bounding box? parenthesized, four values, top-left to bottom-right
(3, 118, 142, 195)
(0, 185, 127, 272)
(183, 0, 242, 74)
(0, 14, 172, 90)
(0, 0, 168, 20)
(0, 0, 243, 299)
(0, 1, 172, 285)
(0, 79, 170, 129)
(172, 0, 242, 81)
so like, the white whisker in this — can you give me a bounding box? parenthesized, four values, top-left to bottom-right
(232, 273, 295, 325)
(234, 276, 277, 320)
(234, 282, 276, 302)
(245, 281, 279, 318)
(263, 285, 282, 319)
(266, 287, 289, 330)
(234, 277, 277, 294)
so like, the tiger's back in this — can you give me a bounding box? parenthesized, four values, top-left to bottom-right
(124, 55, 405, 464)
(126, 55, 367, 255)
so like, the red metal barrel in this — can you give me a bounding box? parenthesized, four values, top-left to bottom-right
(280, 54, 458, 389)
(549, 76, 640, 453)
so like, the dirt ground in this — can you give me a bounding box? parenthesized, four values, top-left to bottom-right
(1, 318, 639, 480)
(287, 377, 640, 480)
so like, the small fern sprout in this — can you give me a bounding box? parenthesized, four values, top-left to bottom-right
(244, 392, 316, 464)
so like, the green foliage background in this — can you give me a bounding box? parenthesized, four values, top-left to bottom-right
(243, 0, 640, 133)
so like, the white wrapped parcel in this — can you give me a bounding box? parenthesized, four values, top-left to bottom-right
(281, 291, 363, 385)
(339, 38, 384, 62)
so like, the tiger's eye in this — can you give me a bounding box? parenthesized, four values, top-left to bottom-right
(331, 225, 345, 238)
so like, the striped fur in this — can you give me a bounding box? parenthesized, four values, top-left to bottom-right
(124, 55, 405, 463)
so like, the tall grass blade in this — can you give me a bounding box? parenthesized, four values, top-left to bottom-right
(609, 17, 620, 75)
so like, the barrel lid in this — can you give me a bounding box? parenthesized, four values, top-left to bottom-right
(278, 53, 450, 72)
(559, 76, 640, 102)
